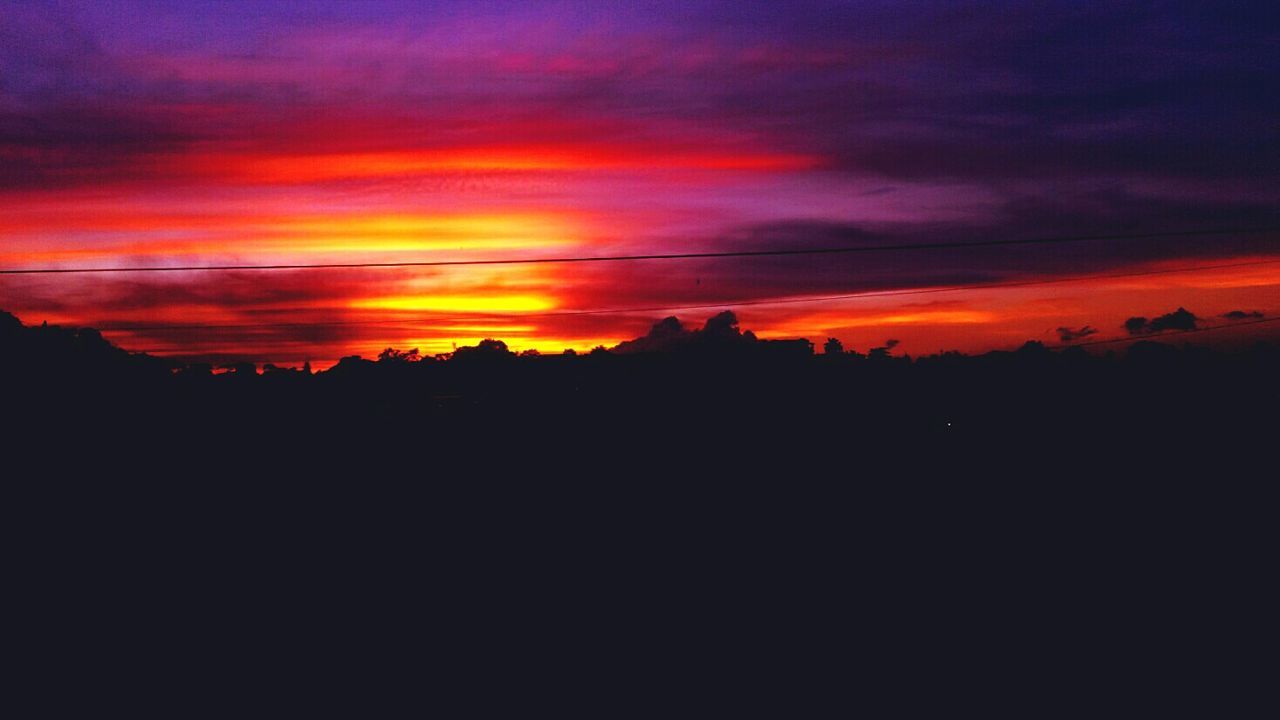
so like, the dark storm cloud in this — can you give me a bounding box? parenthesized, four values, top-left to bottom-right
(0, 105, 202, 189)
(0, 269, 412, 316)
(567, 192, 1280, 311)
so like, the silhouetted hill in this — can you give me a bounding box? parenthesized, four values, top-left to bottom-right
(0, 309, 172, 378)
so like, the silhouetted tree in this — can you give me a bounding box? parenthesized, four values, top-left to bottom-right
(1126, 307, 1198, 335)
(3, 305, 1277, 466)
(452, 338, 514, 362)
(378, 347, 421, 363)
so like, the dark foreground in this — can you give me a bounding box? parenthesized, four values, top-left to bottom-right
(3, 311, 1276, 713)
(5, 307, 1277, 465)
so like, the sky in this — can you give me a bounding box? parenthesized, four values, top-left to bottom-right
(2, 0, 1278, 365)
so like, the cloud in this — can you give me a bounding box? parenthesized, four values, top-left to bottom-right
(1125, 307, 1198, 336)
(1057, 326, 1098, 343)
(866, 339, 901, 359)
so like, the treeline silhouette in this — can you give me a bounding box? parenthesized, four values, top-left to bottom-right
(4, 307, 1275, 467)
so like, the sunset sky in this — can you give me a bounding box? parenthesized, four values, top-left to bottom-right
(2, 0, 1278, 365)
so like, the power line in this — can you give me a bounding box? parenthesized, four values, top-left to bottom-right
(91, 257, 1280, 333)
(2, 226, 1277, 275)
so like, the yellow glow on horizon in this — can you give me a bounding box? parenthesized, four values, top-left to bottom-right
(761, 309, 995, 335)
(745, 308, 994, 343)
(864, 310, 993, 326)
(270, 211, 581, 251)
(392, 335, 625, 356)
(0, 211, 583, 265)
(404, 324, 538, 333)
(352, 294, 556, 313)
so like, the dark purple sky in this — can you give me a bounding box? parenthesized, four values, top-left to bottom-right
(2, 1, 1278, 362)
